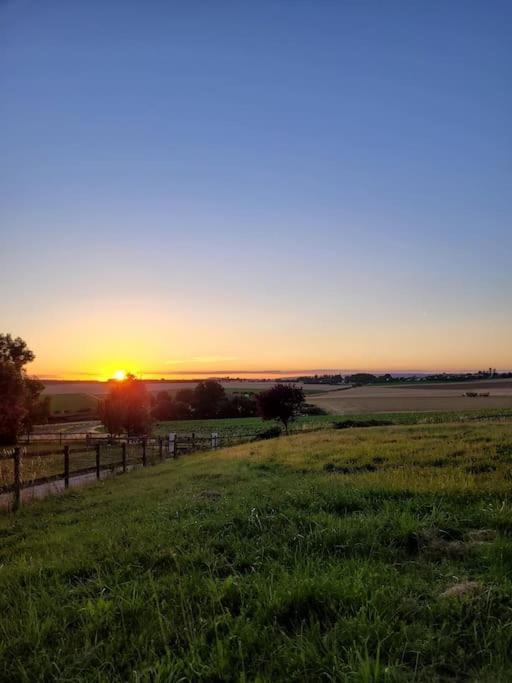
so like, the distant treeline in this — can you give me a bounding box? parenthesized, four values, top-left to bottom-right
(287, 369, 512, 386)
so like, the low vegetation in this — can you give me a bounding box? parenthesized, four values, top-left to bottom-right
(152, 407, 512, 439)
(153, 414, 339, 438)
(2, 420, 512, 680)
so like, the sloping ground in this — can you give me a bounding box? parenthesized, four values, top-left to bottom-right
(310, 380, 512, 414)
(1, 422, 512, 680)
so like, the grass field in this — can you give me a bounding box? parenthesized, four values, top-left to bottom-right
(10, 411, 512, 496)
(2, 420, 512, 680)
(153, 414, 335, 438)
(153, 408, 512, 438)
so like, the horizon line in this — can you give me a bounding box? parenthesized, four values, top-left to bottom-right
(32, 367, 511, 382)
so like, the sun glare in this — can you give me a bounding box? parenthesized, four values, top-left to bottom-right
(112, 369, 127, 381)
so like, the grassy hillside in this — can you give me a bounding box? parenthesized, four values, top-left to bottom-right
(2, 422, 512, 680)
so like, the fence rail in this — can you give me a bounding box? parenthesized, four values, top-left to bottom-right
(0, 431, 262, 510)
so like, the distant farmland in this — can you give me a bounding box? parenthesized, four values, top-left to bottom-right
(41, 379, 339, 418)
(41, 379, 512, 419)
(41, 380, 340, 397)
(46, 392, 99, 420)
(310, 378, 512, 414)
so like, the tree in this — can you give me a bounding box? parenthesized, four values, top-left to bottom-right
(173, 388, 195, 418)
(256, 383, 305, 433)
(100, 374, 152, 436)
(151, 390, 175, 420)
(0, 334, 44, 445)
(219, 393, 258, 418)
(0, 334, 35, 369)
(345, 373, 377, 386)
(23, 378, 50, 432)
(192, 380, 226, 418)
(98, 394, 125, 436)
(0, 362, 27, 445)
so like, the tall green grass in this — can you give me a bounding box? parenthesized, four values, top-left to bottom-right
(1, 421, 512, 680)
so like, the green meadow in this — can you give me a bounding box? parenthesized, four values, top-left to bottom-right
(1, 420, 512, 681)
(153, 407, 512, 438)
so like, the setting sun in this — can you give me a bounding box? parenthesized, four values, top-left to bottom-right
(112, 370, 127, 381)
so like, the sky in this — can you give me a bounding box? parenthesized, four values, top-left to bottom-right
(1, 1, 511, 380)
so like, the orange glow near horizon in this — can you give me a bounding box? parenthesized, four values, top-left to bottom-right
(20, 296, 512, 381)
(112, 370, 127, 381)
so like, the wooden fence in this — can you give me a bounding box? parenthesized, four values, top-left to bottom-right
(0, 431, 260, 511)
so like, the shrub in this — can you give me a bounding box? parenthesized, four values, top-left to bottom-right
(332, 419, 394, 429)
(256, 426, 282, 440)
(302, 403, 327, 416)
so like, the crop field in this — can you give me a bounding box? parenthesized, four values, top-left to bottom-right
(153, 414, 335, 438)
(310, 379, 512, 415)
(2, 419, 512, 680)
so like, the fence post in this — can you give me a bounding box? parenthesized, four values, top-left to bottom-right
(95, 443, 101, 480)
(169, 433, 176, 459)
(212, 432, 219, 449)
(142, 440, 147, 467)
(191, 432, 195, 451)
(13, 447, 21, 511)
(122, 442, 127, 473)
(158, 437, 163, 461)
(64, 445, 70, 489)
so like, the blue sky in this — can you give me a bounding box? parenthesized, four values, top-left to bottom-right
(1, 1, 511, 377)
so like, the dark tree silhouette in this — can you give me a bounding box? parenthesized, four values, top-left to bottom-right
(0, 334, 45, 444)
(0, 362, 26, 445)
(219, 393, 258, 418)
(151, 390, 176, 420)
(192, 380, 226, 418)
(174, 388, 195, 417)
(0, 334, 35, 369)
(100, 373, 152, 436)
(23, 378, 50, 431)
(256, 383, 305, 433)
(151, 383, 258, 421)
